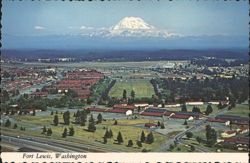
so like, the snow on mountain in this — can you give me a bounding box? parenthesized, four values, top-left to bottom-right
(80, 16, 179, 39)
(111, 17, 155, 30)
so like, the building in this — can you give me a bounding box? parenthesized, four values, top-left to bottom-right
(43, 69, 104, 99)
(126, 110, 133, 116)
(169, 114, 194, 120)
(221, 130, 237, 138)
(113, 104, 136, 111)
(30, 92, 48, 97)
(144, 123, 157, 128)
(185, 101, 204, 106)
(214, 115, 249, 125)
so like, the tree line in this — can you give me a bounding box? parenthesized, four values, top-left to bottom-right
(151, 76, 248, 104)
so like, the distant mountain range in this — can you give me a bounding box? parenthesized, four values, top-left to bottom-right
(2, 17, 248, 49)
(2, 49, 248, 61)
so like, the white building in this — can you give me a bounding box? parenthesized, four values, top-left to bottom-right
(126, 110, 133, 116)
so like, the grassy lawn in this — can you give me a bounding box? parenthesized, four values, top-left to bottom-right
(223, 104, 249, 117)
(109, 79, 155, 98)
(166, 104, 219, 114)
(5, 114, 166, 152)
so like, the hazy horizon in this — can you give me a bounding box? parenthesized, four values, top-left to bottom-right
(2, 1, 249, 50)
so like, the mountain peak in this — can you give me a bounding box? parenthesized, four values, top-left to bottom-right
(112, 16, 154, 30)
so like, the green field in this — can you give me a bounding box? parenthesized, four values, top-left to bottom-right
(109, 79, 155, 98)
(2, 114, 166, 152)
(224, 104, 249, 117)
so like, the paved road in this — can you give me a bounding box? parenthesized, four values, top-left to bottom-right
(1, 135, 73, 152)
(1, 134, 112, 152)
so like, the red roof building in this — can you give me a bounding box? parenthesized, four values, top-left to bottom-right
(30, 92, 48, 97)
(144, 123, 158, 128)
(113, 104, 136, 110)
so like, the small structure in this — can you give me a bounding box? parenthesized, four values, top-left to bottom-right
(126, 110, 133, 116)
(134, 103, 149, 109)
(221, 130, 237, 138)
(185, 101, 204, 106)
(144, 123, 157, 128)
(113, 104, 136, 111)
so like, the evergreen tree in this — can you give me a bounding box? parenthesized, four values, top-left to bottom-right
(131, 90, 135, 99)
(69, 127, 75, 136)
(181, 104, 187, 112)
(47, 128, 52, 136)
(157, 121, 161, 127)
(76, 110, 80, 117)
(55, 110, 58, 114)
(53, 115, 59, 126)
(75, 110, 87, 126)
(146, 131, 154, 144)
(117, 131, 124, 144)
(138, 106, 141, 112)
(51, 111, 54, 115)
(97, 113, 103, 124)
(169, 144, 174, 151)
(62, 128, 67, 138)
(123, 89, 127, 99)
(127, 140, 133, 147)
(140, 131, 146, 142)
(109, 129, 113, 138)
(88, 115, 96, 132)
(103, 136, 107, 144)
(104, 129, 109, 138)
(89, 114, 95, 123)
(160, 122, 165, 129)
(32, 109, 36, 116)
(217, 102, 223, 110)
(183, 119, 188, 125)
(196, 136, 202, 144)
(113, 120, 118, 125)
(205, 125, 217, 146)
(42, 126, 47, 134)
(63, 111, 70, 125)
(185, 132, 193, 139)
(5, 119, 11, 127)
(13, 123, 18, 129)
(205, 104, 213, 115)
(192, 106, 201, 113)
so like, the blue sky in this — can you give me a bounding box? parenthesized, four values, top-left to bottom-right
(3, 0, 249, 37)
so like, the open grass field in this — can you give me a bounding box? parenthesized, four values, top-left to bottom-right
(223, 104, 249, 117)
(2, 113, 166, 152)
(109, 79, 155, 98)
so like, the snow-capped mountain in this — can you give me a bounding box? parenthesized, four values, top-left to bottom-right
(3, 17, 248, 49)
(111, 17, 155, 30)
(80, 16, 179, 38)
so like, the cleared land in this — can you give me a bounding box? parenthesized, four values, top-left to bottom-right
(109, 79, 155, 98)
